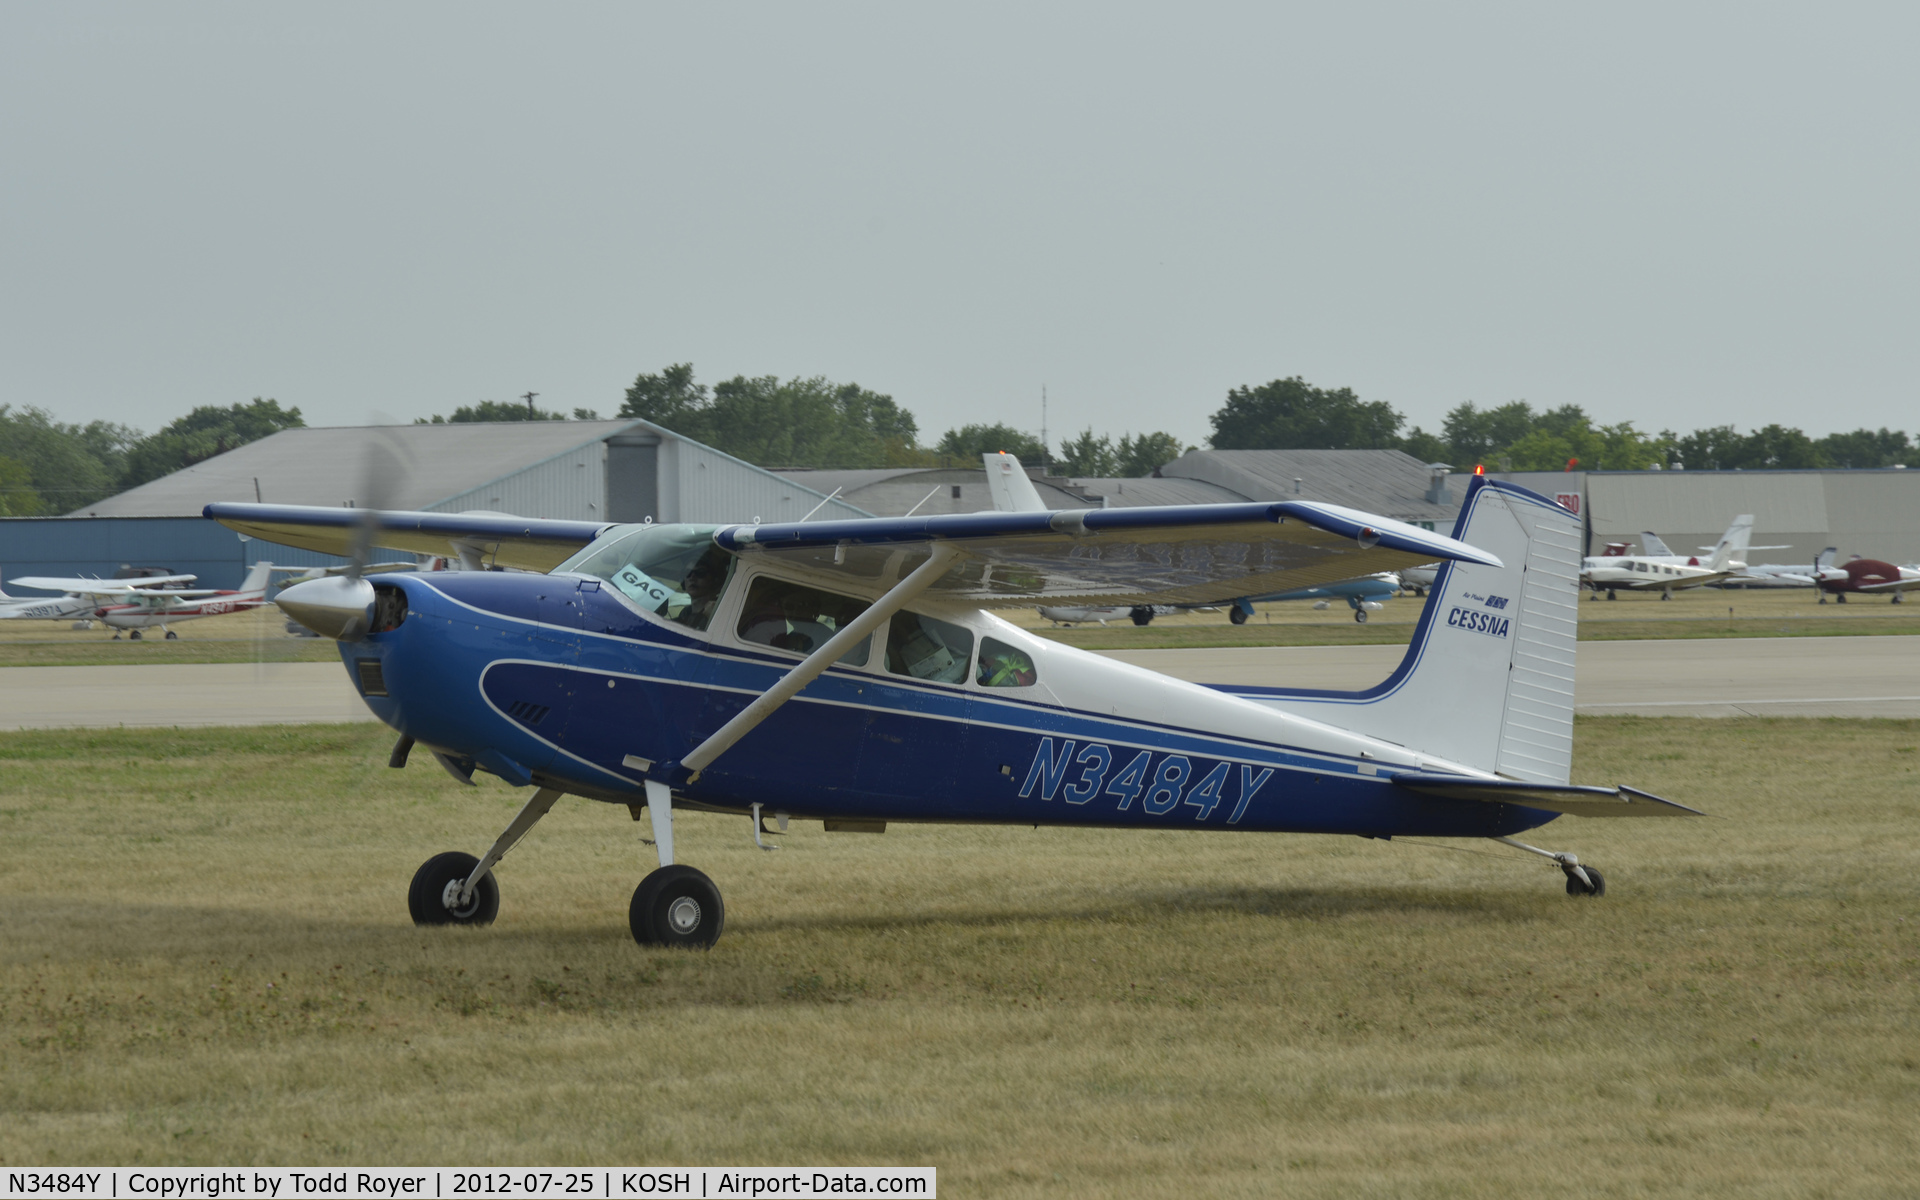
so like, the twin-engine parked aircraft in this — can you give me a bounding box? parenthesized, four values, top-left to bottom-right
(208, 478, 1696, 949)
(1581, 515, 1754, 599)
(8, 562, 277, 638)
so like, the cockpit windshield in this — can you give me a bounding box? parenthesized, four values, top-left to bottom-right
(553, 524, 735, 632)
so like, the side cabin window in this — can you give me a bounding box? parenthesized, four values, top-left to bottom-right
(554, 524, 735, 633)
(886, 612, 974, 684)
(736, 576, 872, 666)
(976, 637, 1037, 688)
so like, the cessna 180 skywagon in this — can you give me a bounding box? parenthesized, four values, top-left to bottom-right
(209, 476, 1695, 949)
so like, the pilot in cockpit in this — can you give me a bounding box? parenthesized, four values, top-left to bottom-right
(667, 547, 731, 630)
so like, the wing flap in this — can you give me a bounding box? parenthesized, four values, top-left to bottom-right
(1391, 773, 1704, 817)
(205, 504, 613, 573)
(717, 501, 1501, 606)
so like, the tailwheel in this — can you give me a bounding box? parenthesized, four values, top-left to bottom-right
(408, 851, 500, 926)
(1564, 864, 1607, 897)
(630, 864, 725, 948)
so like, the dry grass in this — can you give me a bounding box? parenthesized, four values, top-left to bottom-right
(2, 719, 1918, 1194)
(0, 606, 337, 667)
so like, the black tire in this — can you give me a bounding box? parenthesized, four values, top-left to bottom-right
(129, 630, 143, 641)
(408, 851, 499, 926)
(1228, 606, 1249, 625)
(1565, 865, 1607, 897)
(164, 630, 178, 640)
(1354, 610, 1368, 624)
(630, 864, 725, 949)
(1130, 607, 1154, 626)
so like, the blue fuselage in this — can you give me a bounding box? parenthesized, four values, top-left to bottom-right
(345, 572, 1552, 840)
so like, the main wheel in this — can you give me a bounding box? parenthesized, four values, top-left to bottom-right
(129, 630, 143, 641)
(1228, 607, 1249, 625)
(630, 865, 725, 948)
(1354, 609, 1368, 623)
(1564, 865, 1607, 897)
(408, 851, 499, 926)
(1130, 607, 1154, 626)
(164, 630, 178, 640)
(1606, 589, 1617, 600)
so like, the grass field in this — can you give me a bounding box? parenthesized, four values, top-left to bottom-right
(0, 587, 1915, 663)
(2, 719, 1917, 1193)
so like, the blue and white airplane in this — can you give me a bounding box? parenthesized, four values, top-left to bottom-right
(208, 476, 1695, 949)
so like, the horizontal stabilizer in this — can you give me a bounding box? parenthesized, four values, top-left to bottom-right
(1391, 773, 1704, 818)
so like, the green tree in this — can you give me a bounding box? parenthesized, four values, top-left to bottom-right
(620, 363, 710, 429)
(1815, 427, 1913, 468)
(0, 405, 142, 511)
(1115, 431, 1187, 476)
(936, 423, 1046, 466)
(1208, 377, 1404, 450)
(1056, 428, 1118, 477)
(118, 398, 305, 491)
(1669, 424, 1827, 470)
(1399, 425, 1451, 464)
(1441, 401, 1542, 467)
(417, 399, 569, 424)
(0, 454, 45, 516)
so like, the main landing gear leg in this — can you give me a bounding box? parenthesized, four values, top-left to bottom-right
(1495, 835, 1607, 897)
(630, 779, 725, 948)
(408, 786, 563, 926)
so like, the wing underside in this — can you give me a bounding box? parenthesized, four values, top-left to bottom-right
(205, 504, 614, 573)
(716, 501, 1501, 607)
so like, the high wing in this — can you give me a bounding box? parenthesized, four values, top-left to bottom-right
(10, 574, 200, 596)
(204, 504, 614, 573)
(715, 502, 1500, 607)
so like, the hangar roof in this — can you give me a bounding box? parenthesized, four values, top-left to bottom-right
(73, 420, 658, 517)
(1154, 449, 1462, 523)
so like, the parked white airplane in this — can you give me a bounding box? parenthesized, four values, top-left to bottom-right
(9, 562, 278, 639)
(1733, 547, 1836, 589)
(0, 570, 200, 627)
(1581, 515, 1753, 600)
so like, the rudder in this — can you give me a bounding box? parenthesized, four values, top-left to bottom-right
(1225, 478, 1582, 784)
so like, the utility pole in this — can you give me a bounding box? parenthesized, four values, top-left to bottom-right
(522, 391, 539, 419)
(1040, 384, 1049, 476)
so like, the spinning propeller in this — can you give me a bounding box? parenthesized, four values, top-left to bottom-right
(274, 429, 411, 641)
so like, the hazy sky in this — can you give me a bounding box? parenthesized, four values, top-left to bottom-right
(4, 3, 1915, 451)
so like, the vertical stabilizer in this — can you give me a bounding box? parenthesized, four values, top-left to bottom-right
(983, 452, 1048, 513)
(239, 561, 275, 594)
(1707, 515, 1754, 571)
(1640, 532, 1674, 557)
(1226, 479, 1582, 784)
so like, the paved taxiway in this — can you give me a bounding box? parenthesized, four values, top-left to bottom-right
(0, 636, 1915, 729)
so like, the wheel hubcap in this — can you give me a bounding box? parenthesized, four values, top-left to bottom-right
(442, 878, 477, 917)
(666, 895, 702, 935)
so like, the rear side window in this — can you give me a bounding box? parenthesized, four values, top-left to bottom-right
(886, 612, 974, 684)
(976, 638, 1037, 688)
(736, 576, 871, 666)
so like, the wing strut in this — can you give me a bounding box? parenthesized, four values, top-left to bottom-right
(682, 543, 959, 781)
(640, 543, 960, 868)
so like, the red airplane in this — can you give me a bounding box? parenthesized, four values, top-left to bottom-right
(1801, 556, 1920, 604)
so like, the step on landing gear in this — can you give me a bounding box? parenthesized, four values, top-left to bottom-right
(1495, 836, 1607, 897)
